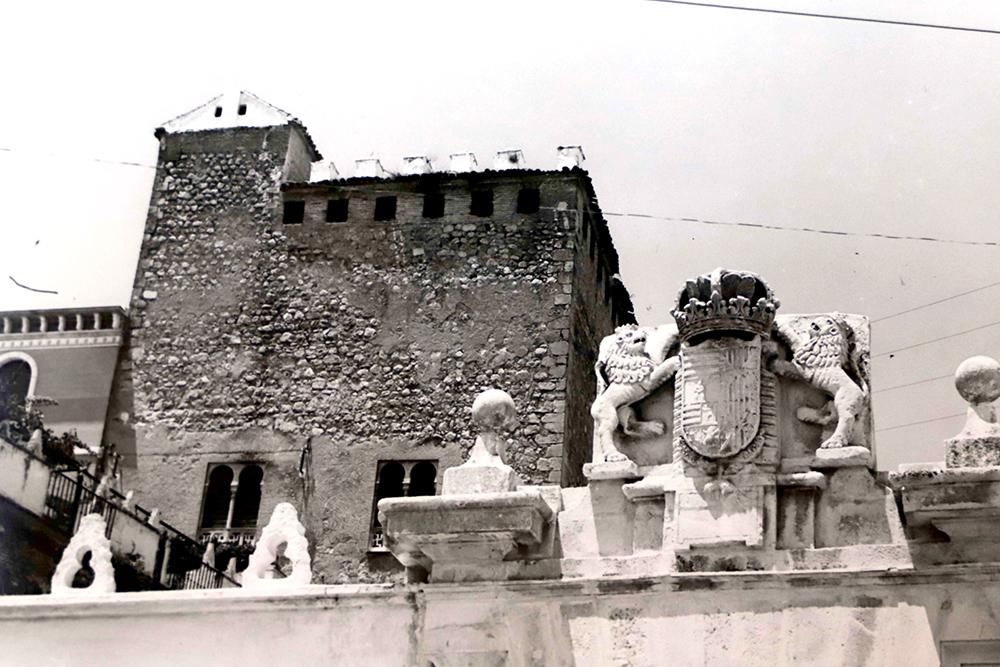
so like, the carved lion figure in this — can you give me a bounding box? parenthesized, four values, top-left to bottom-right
(591, 325, 680, 464)
(769, 314, 869, 449)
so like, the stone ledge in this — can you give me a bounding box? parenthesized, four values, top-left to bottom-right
(378, 490, 558, 582)
(890, 467, 1000, 487)
(811, 446, 872, 469)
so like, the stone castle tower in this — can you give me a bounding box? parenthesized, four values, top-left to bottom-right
(105, 91, 634, 579)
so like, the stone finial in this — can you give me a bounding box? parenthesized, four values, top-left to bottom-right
(946, 355, 1000, 467)
(26, 429, 43, 454)
(469, 389, 517, 465)
(202, 541, 216, 567)
(241, 503, 311, 587)
(122, 490, 135, 512)
(147, 508, 161, 529)
(442, 389, 522, 494)
(51, 514, 116, 595)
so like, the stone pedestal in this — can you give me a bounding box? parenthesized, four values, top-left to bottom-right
(892, 356, 1000, 543)
(775, 472, 825, 549)
(560, 461, 640, 560)
(443, 463, 520, 495)
(379, 490, 557, 583)
(623, 469, 776, 552)
(893, 468, 1000, 541)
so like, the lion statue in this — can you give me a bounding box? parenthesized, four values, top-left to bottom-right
(768, 314, 869, 449)
(591, 325, 680, 464)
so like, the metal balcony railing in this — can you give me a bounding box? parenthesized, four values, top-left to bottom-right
(5, 437, 240, 591)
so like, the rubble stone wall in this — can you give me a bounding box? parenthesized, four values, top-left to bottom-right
(106, 124, 632, 580)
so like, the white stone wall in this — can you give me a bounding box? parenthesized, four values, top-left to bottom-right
(2, 569, 1000, 666)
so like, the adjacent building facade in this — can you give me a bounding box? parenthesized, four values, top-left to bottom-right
(0, 306, 124, 447)
(105, 92, 634, 580)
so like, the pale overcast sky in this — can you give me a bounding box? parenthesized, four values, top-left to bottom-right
(2, 0, 999, 469)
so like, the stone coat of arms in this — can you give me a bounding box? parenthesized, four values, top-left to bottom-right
(678, 337, 762, 460)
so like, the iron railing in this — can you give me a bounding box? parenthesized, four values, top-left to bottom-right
(36, 460, 240, 590)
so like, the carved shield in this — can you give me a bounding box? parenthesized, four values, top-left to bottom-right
(678, 338, 761, 459)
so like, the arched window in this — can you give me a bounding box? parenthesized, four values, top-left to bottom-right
(0, 359, 32, 422)
(232, 465, 263, 528)
(408, 461, 437, 497)
(201, 465, 233, 529)
(368, 460, 438, 549)
(376, 462, 405, 500)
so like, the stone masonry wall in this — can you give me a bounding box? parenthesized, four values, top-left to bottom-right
(562, 192, 630, 487)
(107, 123, 632, 580)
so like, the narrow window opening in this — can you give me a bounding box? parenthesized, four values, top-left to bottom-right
(408, 461, 437, 497)
(516, 188, 540, 214)
(237, 104, 247, 116)
(470, 189, 493, 217)
(422, 193, 445, 219)
(374, 196, 397, 222)
(200, 465, 234, 529)
(232, 465, 263, 528)
(283, 200, 305, 225)
(214, 106, 223, 118)
(27, 317, 42, 333)
(369, 462, 405, 548)
(326, 198, 349, 223)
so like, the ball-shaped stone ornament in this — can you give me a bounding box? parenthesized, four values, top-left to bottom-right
(954, 355, 1000, 405)
(471, 389, 518, 433)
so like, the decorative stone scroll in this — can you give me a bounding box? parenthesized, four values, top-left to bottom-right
(241, 503, 311, 587)
(569, 268, 904, 573)
(51, 514, 116, 595)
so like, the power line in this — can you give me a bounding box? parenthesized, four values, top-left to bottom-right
(0, 146, 155, 169)
(874, 320, 1000, 358)
(602, 211, 1000, 248)
(646, 0, 1000, 35)
(876, 412, 964, 433)
(873, 373, 953, 394)
(872, 279, 1000, 323)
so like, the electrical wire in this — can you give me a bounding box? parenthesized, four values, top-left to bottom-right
(871, 279, 1000, 323)
(874, 320, 1000, 358)
(645, 0, 1000, 35)
(601, 210, 1000, 248)
(0, 146, 155, 169)
(873, 373, 953, 394)
(876, 412, 965, 433)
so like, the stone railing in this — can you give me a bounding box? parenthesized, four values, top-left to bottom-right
(0, 308, 124, 336)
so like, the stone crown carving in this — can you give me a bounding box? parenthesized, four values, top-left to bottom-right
(672, 268, 779, 342)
